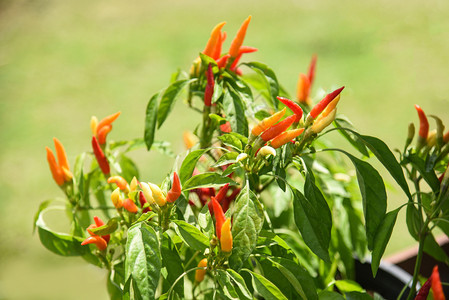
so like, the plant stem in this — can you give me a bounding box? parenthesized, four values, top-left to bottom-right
(406, 230, 427, 300)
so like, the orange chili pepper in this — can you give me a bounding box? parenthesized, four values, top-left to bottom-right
(203, 22, 226, 58)
(229, 16, 252, 58)
(230, 46, 258, 71)
(251, 108, 286, 137)
(123, 198, 138, 213)
(260, 115, 296, 142)
(307, 55, 317, 86)
(309, 86, 344, 119)
(81, 235, 108, 251)
(297, 73, 311, 104)
(166, 172, 181, 203)
(212, 31, 227, 61)
(216, 54, 231, 68)
(277, 96, 303, 123)
(148, 183, 167, 207)
(195, 258, 208, 282)
(431, 265, 446, 300)
(107, 176, 129, 192)
(271, 128, 304, 149)
(211, 196, 226, 239)
(92, 136, 110, 175)
(46, 147, 64, 186)
(97, 125, 112, 145)
(53, 138, 70, 174)
(220, 218, 233, 252)
(96, 112, 121, 137)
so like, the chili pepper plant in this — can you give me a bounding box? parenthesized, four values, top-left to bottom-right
(35, 16, 449, 299)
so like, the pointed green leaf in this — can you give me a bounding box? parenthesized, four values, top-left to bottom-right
(172, 220, 209, 251)
(222, 88, 248, 136)
(226, 269, 253, 300)
(243, 269, 288, 300)
(243, 62, 279, 110)
(179, 149, 208, 185)
(144, 92, 160, 150)
(161, 233, 184, 297)
(183, 173, 236, 191)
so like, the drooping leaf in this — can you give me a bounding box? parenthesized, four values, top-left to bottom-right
(229, 184, 264, 270)
(172, 220, 209, 252)
(371, 208, 400, 277)
(160, 233, 184, 297)
(334, 117, 370, 157)
(125, 223, 161, 300)
(179, 149, 208, 185)
(89, 218, 119, 236)
(144, 92, 160, 150)
(243, 62, 279, 110)
(226, 269, 253, 300)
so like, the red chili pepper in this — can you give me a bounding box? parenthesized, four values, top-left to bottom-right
(309, 86, 345, 119)
(271, 128, 304, 149)
(431, 265, 446, 300)
(220, 121, 231, 133)
(215, 184, 230, 204)
(92, 136, 110, 175)
(216, 54, 231, 68)
(222, 188, 240, 212)
(203, 22, 226, 58)
(229, 16, 252, 58)
(93, 216, 110, 243)
(167, 172, 181, 203)
(307, 55, 317, 86)
(277, 96, 303, 123)
(260, 115, 296, 142)
(414, 105, 429, 140)
(415, 274, 432, 300)
(139, 191, 151, 213)
(204, 64, 214, 107)
(123, 198, 138, 213)
(230, 46, 258, 71)
(81, 235, 107, 251)
(211, 196, 226, 239)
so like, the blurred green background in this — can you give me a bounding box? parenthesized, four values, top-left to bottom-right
(1, 0, 448, 299)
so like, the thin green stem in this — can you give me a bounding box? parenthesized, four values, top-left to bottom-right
(406, 229, 427, 300)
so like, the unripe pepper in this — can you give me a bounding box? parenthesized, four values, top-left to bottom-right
(405, 122, 415, 149)
(211, 196, 226, 239)
(310, 104, 338, 134)
(166, 172, 181, 203)
(148, 182, 166, 206)
(140, 182, 155, 205)
(251, 108, 286, 137)
(90, 116, 98, 136)
(195, 258, 208, 282)
(111, 187, 123, 209)
(271, 128, 304, 149)
(204, 64, 214, 107)
(92, 136, 110, 175)
(277, 96, 303, 123)
(308, 86, 345, 120)
(415, 104, 429, 143)
(258, 145, 276, 157)
(431, 265, 446, 300)
(220, 218, 232, 252)
(260, 115, 296, 142)
(229, 16, 251, 58)
(130, 176, 139, 192)
(107, 176, 129, 193)
(123, 198, 138, 213)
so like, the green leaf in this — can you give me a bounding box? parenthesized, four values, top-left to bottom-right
(423, 232, 449, 264)
(226, 269, 253, 300)
(333, 127, 411, 199)
(243, 269, 288, 300)
(157, 79, 194, 129)
(144, 92, 160, 150)
(36, 207, 87, 256)
(172, 220, 209, 252)
(371, 208, 400, 277)
(267, 257, 318, 300)
(404, 153, 440, 193)
(73, 152, 87, 198)
(198, 205, 214, 238)
(179, 149, 207, 185)
(345, 292, 373, 300)
(222, 88, 249, 136)
(183, 173, 236, 191)
(406, 204, 421, 240)
(292, 188, 330, 262)
(160, 233, 184, 297)
(217, 270, 240, 299)
(243, 62, 279, 110)
(33, 199, 59, 232)
(334, 280, 364, 292)
(89, 218, 119, 236)
(125, 223, 161, 300)
(318, 291, 345, 300)
(107, 270, 123, 300)
(218, 134, 243, 151)
(229, 184, 264, 270)
(329, 149, 387, 250)
(213, 152, 238, 168)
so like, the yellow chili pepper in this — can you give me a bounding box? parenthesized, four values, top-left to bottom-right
(195, 258, 208, 282)
(220, 218, 233, 252)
